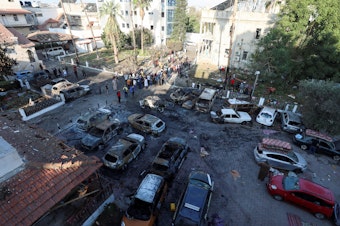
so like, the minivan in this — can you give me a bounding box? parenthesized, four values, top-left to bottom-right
(280, 111, 304, 133)
(42, 47, 66, 58)
(194, 88, 217, 113)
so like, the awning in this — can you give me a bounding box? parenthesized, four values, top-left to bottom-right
(27, 31, 78, 43)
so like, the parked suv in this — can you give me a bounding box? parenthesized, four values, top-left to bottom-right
(122, 173, 168, 226)
(254, 138, 307, 172)
(102, 133, 146, 170)
(280, 111, 304, 133)
(172, 171, 214, 226)
(81, 119, 122, 151)
(267, 174, 340, 225)
(293, 129, 340, 160)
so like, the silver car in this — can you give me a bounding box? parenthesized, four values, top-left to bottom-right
(254, 138, 307, 172)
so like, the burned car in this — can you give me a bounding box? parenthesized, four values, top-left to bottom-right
(81, 119, 122, 151)
(102, 133, 146, 170)
(128, 113, 165, 135)
(139, 95, 165, 112)
(76, 108, 112, 131)
(149, 137, 189, 180)
(169, 88, 193, 104)
(60, 85, 90, 101)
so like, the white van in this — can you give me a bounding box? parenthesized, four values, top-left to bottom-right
(194, 88, 217, 113)
(42, 47, 66, 58)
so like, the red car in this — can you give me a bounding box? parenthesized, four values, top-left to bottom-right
(267, 175, 340, 225)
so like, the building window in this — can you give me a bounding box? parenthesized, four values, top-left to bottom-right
(146, 7, 149, 11)
(256, 28, 261, 39)
(134, 11, 137, 15)
(168, 0, 176, 6)
(8, 0, 14, 2)
(161, 26, 164, 31)
(126, 23, 129, 28)
(121, 10, 124, 15)
(13, 14, 18, 21)
(125, 10, 128, 16)
(35, 13, 43, 17)
(150, 25, 153, 30)
(122, 23, 125, 28)
(135, 24, 137, 28)
(242, 51, 248, 60)
(161, 12, 164, 17)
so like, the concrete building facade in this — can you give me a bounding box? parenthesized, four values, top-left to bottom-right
(197, 0, 284, 70)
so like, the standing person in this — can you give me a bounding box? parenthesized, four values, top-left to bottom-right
(116, 90, 121, 103)
(105, 82, 109, 95)
(63, 68, 68, 77)
(123, 85, 128, 97)
(112, 76, 118, 91)
(258, 162, 271, 181)
(58, 68, 62, 77)
(73, 65, 78, 80)
(230, 78, 235, 91)
(144, 77, 148, 89)
(53, 68, 57, 78)
(129, 85, 135, 97)
(82, 68, 86, 78)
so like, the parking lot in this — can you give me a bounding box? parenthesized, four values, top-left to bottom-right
(27, 70, 340, 226)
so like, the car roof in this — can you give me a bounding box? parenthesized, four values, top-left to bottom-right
(95, 120, 118, 130)
(227, 98, 251, 105)
(261, 106, 277, 113)
(282, 111, 302, 122)
(305, 129, 333, 142)
(135, 174, 164, 203)
(198, 88, 217, 100)
(140, 114, 162, 123)
(298, 178, 335, 202)
(220, 108, 237, 115)
(106, 138, 133, 156)
(179, 183, 210, 223)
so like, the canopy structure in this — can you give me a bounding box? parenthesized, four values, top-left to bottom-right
(27, 31, 77, 44)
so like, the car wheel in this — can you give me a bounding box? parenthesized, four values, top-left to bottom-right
(300, 144, 308, 150)
(273, 195, 283, 201)
(314, 213, 325, 220)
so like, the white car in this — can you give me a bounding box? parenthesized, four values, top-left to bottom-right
(210, 108, 252, 124)
(256, 106, 278, 126)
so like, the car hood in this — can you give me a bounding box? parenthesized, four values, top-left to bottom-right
(81, 135, 101, 148)
(238, 111, 252, 121)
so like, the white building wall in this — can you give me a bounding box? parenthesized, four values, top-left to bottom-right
(198, 4, 278, 69)
(3, 0, 22, 8)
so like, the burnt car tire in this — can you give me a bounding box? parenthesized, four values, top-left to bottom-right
(300, 144, 308, 150)
(273, 195, 283, 201)
(314, 213, 325, 220)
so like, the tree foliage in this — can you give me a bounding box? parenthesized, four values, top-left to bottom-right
(99, 1, 121, 63)
(0, 46, 16, 80)
(186, 7, 200, 33)
(171, 0, 188, 43)
(131, 28, 153, 49)
(298, 80, 340, 135)
(251, 0, 340, 85)
(133, 0, 152, 54)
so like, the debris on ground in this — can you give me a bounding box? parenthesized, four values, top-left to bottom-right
(230, 170, 240, 180)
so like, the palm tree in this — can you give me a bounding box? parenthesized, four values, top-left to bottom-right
(133, 0, 152, 54)
(99, 1, 121, 64)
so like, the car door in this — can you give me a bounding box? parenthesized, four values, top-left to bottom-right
(287, 192, 328, 215)
(318, 140, 333, 156)
(266, 154, 294, 170)
(131, 143, 140, 158)
(123, 148, 133, 163)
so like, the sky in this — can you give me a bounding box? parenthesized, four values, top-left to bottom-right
(40, 0, 225, 8)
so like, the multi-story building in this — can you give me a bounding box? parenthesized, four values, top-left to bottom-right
(198, 0, 284, 70)
(0, 0, 35, 35)
(97, 0, 176, 46)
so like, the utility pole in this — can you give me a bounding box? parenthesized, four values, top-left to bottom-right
(60, 0, 79, 59)
(227, 0, 238, 73)
(79, 0, 99, 59)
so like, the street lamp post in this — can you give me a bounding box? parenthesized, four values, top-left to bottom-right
(251, 71, 260, 99)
